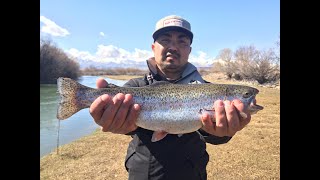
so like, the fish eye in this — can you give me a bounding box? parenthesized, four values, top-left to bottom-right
(243, 91, 252, 98)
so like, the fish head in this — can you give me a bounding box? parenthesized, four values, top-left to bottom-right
(228, 85, 264, 114)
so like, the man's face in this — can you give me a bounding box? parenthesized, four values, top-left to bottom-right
(152, 31, 192, 74)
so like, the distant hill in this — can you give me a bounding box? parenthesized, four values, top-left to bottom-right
(76, 58, 212, 71)
(76, 59, 148, 70)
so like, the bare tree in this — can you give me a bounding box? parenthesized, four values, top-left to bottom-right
(214, 48, 236, 79)
(233, 45, 260, 80)
(214, 45, 280, 84)
(217, 48, 233, 62)
(251, 49, 280, 83)
(275, 34, 280, 65)
(40, 38, 80, 84)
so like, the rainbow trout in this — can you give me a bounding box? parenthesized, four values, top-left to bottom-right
(56, 77, 263, 142)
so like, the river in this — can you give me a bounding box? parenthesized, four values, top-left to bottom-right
(40, 76, 126, 158)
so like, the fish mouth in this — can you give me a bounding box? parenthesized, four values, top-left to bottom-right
(254, 88, 260, 94)
(249, 101, 264, 114)
(250, 103, 264, 110)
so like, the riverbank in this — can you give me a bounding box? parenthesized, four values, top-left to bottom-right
(40, 73, 280, 179)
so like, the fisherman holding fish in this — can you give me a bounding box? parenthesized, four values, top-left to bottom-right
(89, 15, 255, 180)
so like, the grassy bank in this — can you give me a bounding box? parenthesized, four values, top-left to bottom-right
(40, 73, 280, 180)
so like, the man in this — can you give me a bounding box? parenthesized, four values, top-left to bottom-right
(89, 15, 251, 180)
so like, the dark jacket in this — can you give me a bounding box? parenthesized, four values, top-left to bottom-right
(124, 58, 232, 180)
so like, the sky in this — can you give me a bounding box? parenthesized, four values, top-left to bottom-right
(40, 0, 280, 68)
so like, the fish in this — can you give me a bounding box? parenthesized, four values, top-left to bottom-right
(56, 77, 263, 142)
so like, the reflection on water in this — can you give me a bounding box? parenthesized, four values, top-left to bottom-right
(40, 84, 59, 130)
(40, 76, 126, 158)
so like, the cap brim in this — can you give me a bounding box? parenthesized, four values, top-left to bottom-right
(152, 26, 193, 43)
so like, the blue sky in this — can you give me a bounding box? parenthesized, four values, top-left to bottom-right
(40, 0, 279, 68)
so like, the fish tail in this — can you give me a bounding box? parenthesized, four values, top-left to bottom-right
(56, 77, 90, 120)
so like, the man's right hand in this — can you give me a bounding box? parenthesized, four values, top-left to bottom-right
(89, 77, 140, 134)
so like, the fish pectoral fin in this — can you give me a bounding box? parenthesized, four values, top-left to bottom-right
(198, 108, 214, 114)
(239, 112, 248, 119)
(199, 108, 216, 123)
(177, 134, 183, 138)
(151, 131, 168, 142)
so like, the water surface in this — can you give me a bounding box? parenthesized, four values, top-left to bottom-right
(40, 76, 126, 157)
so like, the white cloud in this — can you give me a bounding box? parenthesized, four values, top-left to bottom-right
(189, 51, 215, 67)
(95, 45, 129, 63)
(66, 48, 96, 61)
(40, 16, 70, 37)
(67, 45, 153, 64)
(131, 48, 153, 62)
(64, 45, 214, 67)
(99, 32, 105, 37)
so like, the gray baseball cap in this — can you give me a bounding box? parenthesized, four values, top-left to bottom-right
(152, 15, 193, 44)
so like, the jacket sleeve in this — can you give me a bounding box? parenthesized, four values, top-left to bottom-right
(123, 76, 148, 87)
(197, 129, 232, 145)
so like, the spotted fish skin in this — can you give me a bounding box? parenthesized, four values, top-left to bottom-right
(57, 77, 263, 136)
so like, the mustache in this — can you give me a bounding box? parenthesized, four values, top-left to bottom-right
(165, 50, 180, 58)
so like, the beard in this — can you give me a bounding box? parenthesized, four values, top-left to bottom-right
(156, 49, 188, 74)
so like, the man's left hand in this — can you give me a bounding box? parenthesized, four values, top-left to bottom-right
(201, 99, 251, 137)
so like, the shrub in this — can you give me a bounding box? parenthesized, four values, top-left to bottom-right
(40, 38, 80, 84)
(213, 45, 280, 84)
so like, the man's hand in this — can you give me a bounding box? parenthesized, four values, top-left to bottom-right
(89, 77, 140, 134)
(201, 99, 251, 137)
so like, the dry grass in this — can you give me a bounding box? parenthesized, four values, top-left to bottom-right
(40, 73, 280, 180)
(40, 131, 132, 180)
